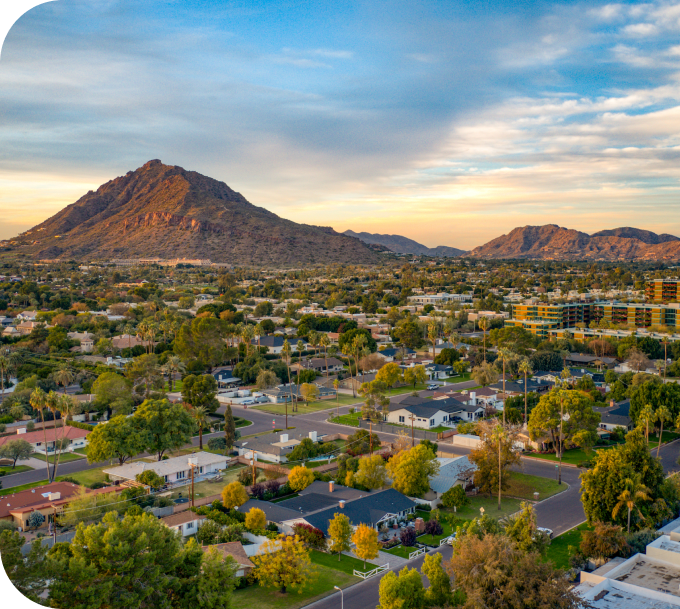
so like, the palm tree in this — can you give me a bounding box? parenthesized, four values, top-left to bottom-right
(333, 378, 340, 417)
(490, 424, 506, 510)
(478, 317, 488, 361)
(612, 476, 651, 533)
(320, 334, 331, 381)
(162, 355, 186, 392)
(638, 404, 656, 444)
(29, 388, 50, 481)
(656, 404, 671, 458)
(51, 394, 76, 481)
(242, 325, 255, 358)
(518, 358, 533, 428)
(123, 322, 135, 351)
(192, 406, 210, 450)
(281, 339, 292, 428)
(0, 348, 23, 394)
(295, 340, 305, 411)
(254, 323, 264, 353)
(428, 321, 437, 362)
(498, 348, 513, 425)
(53, 365, 75, 390)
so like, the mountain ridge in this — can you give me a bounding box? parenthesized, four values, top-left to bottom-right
(468, 224, 680, 261)
(343, 230, 466, 257)
(7, 160, 381, 266)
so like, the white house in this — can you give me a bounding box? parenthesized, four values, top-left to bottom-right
(103, 452, 228, 485)
(386, 396, 466, 429)
(161, 511, 206, 537)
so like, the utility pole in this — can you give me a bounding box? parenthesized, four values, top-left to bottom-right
(409, 414, 415, 447)
(190, 464, 196, 508)
(251, 454, 256, 486)
(52, 506, 57, 545)
(369, 419, 373, 455)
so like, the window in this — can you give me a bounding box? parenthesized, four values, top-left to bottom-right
(186, 521, 194, 530)
(164, 475, 169, 482)
(429, 419, 435, 426)
(199, 466, 204, 474)
(399, 416, 405, 423)
(177, 471, 186, 480)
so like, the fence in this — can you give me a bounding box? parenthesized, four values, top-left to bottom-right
(236, 456, 289, 476)
(357, 419, 444, 441)
(409, 548, 426, 559)
(353, 563, 390, 579)
(439, 536, 455, 547)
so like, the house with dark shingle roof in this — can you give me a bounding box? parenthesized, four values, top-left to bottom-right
(594, 400, 632, 431)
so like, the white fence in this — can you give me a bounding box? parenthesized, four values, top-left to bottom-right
(439, 535, 455, 546)
(409, 548, 426, 559)
(353, 563, 389, 579)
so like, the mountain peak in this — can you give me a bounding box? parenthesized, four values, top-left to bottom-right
(344, 230, 465, 257)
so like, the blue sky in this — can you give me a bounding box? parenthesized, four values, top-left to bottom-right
(2, 0, 680, 249)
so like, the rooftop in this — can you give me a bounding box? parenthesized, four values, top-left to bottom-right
(103, 451, 225, 480)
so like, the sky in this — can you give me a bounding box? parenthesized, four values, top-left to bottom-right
(1, 0, 680, 250)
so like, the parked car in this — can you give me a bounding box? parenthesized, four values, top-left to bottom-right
(537, 527, 553, 539)
(427, 384, 438, 390)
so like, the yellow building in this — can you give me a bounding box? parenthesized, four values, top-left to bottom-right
(646, 279, 680, 303)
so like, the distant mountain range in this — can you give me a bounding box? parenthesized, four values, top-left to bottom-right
(468, 224, 680, 261)
(343, 230, 466, 257)
(5, 160, 381, 266)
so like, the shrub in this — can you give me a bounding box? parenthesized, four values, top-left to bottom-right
(250, 482, 266, 500)
(0, 520, 17, 533)
(245, 508, 267, 531)
(265, 479, 280, 495)
(441, 485, 469, 509)
(208, 437, 227, 452)
(400, 527, 417, 547)
(26, 421, 35, 432)
(292, 522, 326, 549)
(424, 519, 443, 539)
(27, 511, 46, 528)
(67, 420, 95, 431)
(626, 529, 660, 555)
(89, 482, 108, 490)
(580, 522, 629, 561)
(266, 522, 279, 532)
(238, 469, 253, 487)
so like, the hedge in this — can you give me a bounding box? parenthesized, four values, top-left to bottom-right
(67, 420, 95, 431)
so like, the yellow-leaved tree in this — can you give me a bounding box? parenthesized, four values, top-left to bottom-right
(327, 512, 352, 561)
(221, 481, 248, 509)
(386, 443, 440, 497)
(252, 534, 311, 594)
(288, 465, 315, 492)
(245, 507, 266, 531)
(354, 454, 387, 490)
(352, 523, 380, 569)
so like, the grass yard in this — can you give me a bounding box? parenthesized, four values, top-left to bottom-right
(0, 479, 52, 495)
(310, 549, 366, 575)
(0, 464, 33, 476)
(415, 510, 455, 545)
(544, 522, 593, 570)
(526, 447, 603, 466)
(444, 495, 524, 522)
(232, 563, 356, 609)
(57, 466, 109, 488)
(251, 400, 339, 416)
(383, 544, 418, 559)
(329, 412, 361, 427)
(167, 465, 247, 501)
(31, 452, 86, 464)
(648, 431, 680, 449)
(504, 472, 565, 501)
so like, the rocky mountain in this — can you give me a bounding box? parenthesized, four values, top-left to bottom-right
(468, 225, 680, 261)
(7, 160, 381, 266)
(343, 230, 466, 257)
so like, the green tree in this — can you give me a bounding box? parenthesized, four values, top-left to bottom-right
(136, 470, 165, 490)
(377, 566, 426, 609)
(503, 501, 549, 555)
(182, 374, 219, 414)
(126, 354, 164, 399)
(86, 415, 146, 465)
(403, 365, 427, 388)
(0, 438, 32, 468)
(224, 403, 237, 450)
(580, 522, 629, 562)
(422, 553, 452, 608)
(359, 379, 389, 422)
(194, 545, 238, 609)
(132, 399, 197, 461)
(613, 475, 652, 533)
(255, 369, 278, 390)
(655, 404, 672, 457)
(0, 530, 47, 602)
(327, 512, 352, 561)
(92, 371, 133, 414)
(471, 361, 499, 387)
(469, 420, 521, 501)
(441, 485, 468, 509)
(174, 317, 227, 370)
(300, 382, 319, 407)
(354, 453, 388, 490)
(386, 443, 440, 497)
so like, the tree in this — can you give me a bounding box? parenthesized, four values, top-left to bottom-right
(27, 511, 45, 528)
(441, 485, 468, 510)
(637, 403, 656, 444)
(422, 553, 453, 608)
(132, 399, 196, 460)
(580, 523, 629, 562)
(126, 354, 165, 399)
(425, 517, 443, 543)
(245, 507, 267, 531)
(403, 365, 427, 388)
(182, 374, 219, 414)
(174, 317, 227, 370)
(252, 534, 311, 594)
(191, 405, 210, 450)
(447, 532, 584, 609)
(354, 454, 388, 490)
(327, 512, 352, 561)
(92, 371, 133, 414)
(352, 523, 380, 569)
(85, 415, 146, 465)
(346, 428, 381, 456)
(256, 369, 278, 390)
(161, 354, 186, 392)
(656, 404, 671, 457)
(195, 546, 238, 609)
(386, 444, 440, 497)
(300, 382, 319, 407)
(288, 465, 315, 491)
(224, 403, 237, 450)
(221, 481, 248, 509)
(400, 527, 416, 546)
(612, 476, 651, 533)
(503, 501, 549, 555)
(136, 470, 165, 490)
(375, 362, 402, 387)
(0, 530, 47, 602)
(0, 439, 31, 468)
(359, 379, 389, 423)
(469, 420, 521, 502)
(377, 566, 426, 609)
(518, 358, 533, 427)
(471, 361, 499, 387)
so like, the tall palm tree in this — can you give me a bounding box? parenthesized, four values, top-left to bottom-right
(242, 325, 255, 359)
(51, 394, 76, 481)
(0, 348, 23, 394)
(295, 340, 305, 411)
(478, 317, 488, 361)
(656, 404, 671, 458)
(254, 323, 264, 353)
(490, 424, 506, 511)
(612, 476, 651, 533)
(428, 321, 438, 362)
(518, 358, 533, 428)
(333, 378, 340, 417)
(53, 365, 75, 390)
(192, 406, 209, 450)
(498, 348, 513, 425)
(29, 388, 50, 481)
(638, 404, 656, 444)
(123, 322, 135, 351)
(162, 355, 186, 392)
(350, 335, 367, 398)
(281, 339, 292, 428)
(320, 334, 331, 381)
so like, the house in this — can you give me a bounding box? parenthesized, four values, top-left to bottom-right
(67, 331, 96, 353)
(16, 321, 49, 335)
(594, 400, 632, 431)
(424, 363, 454, 380)
(111, 334, 148, 350)
(488, 378, 553, 396)
(103, 451, 228, 485)
(290, 357, 344, 374)
(250, 335, 287, 354)
(212, 367, 242, 388)
(433, 390, 489, 420)
(259, 383, 336, 404)
(235, 431, 321, 464)
(0, 425, 90, 454)
(377, 348, 416, 362)
(0, 482, 119, 529)
(204, 542, 255, 577)
(565, 353, 618, 369)
(386, 396, 469, 429)
(16, 310, 38, 321)
(161, 511, 206, 537)
(429, 456, 477, 498)
(281, 488, 417, 535)
(2, 326, 21, 338)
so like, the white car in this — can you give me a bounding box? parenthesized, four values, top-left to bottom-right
(537, 527, 553, 539)
(427, 384, 438, 390)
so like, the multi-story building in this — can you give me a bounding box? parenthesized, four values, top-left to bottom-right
(645, 279, 680, 303)
(407, 292, 473, 305)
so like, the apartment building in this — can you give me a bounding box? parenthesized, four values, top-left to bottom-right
(407, 292, 473, 305)
(645, 278, 680, 303)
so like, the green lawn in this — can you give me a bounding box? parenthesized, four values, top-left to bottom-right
(0, 464, 33, 476)
(526, 447, 605, 466)
(251, 400, 339, 416)
(544, 522, 593, 570)
(31, 452, 86, 463)
(383, 544, 419, 559)
(415, 510, 455, 545)
(329, 412, 361, 427)
(648, 431, 680, 449)
(232, 562, 356, 609)
(310, 549, 366, 575)
(0, 479, 52, 495)
(56, 466, 109, 487)
(443, 495, 524, 522)
(167, 466, 247, 500)
(504, 472, 565, 501)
